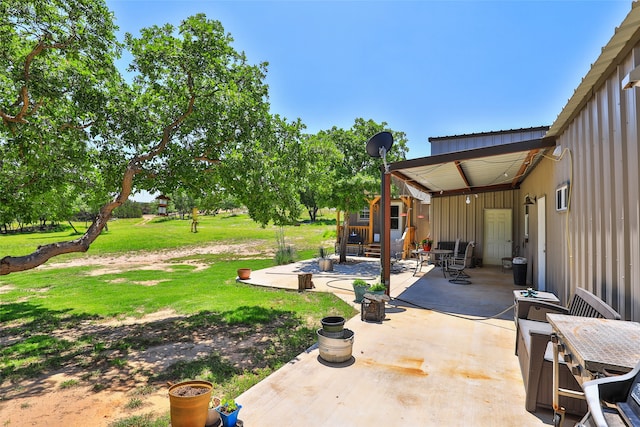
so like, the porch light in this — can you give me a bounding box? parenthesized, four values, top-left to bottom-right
(622, 65, 640, 89)
(524, 194, 537, 205)
(465, 195, 471, 205)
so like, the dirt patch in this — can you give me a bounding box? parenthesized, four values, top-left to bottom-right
(42, 241, 267, 275)
(0, 245, 300, 427)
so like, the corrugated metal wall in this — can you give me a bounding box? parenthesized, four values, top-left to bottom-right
(546, 49, 640, 321)
(430, 128, 548, 155)
(431, 190, 519, 263)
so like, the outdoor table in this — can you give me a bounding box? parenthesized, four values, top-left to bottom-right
(429, 249, 453, 277)
(412, 249, 452, 276)
(547, 313, 640, 426)
(512, 289, 560, 324)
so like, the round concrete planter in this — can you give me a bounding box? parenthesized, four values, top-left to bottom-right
(317, 328, 354, 363)
(321, 316, 345, 338)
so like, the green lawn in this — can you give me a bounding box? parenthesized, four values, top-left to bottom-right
(0, 213, 337, 259)
(0, 213, 355, 427)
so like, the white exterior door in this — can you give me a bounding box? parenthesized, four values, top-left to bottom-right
(390, 203, 403, 241)
(483, 209, 513, 265)
(537, 196, 547, 291)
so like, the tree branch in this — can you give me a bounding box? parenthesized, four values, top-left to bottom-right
(1, 74, 198, 276)
(0, 36, 75, 124)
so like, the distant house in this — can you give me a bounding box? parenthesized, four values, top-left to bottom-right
(336, 187, 431, 259)
(156, 195, 170, 216)
(388, 3, 640, 321)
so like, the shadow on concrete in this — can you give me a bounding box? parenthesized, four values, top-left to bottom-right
(395, 265, 519, 321)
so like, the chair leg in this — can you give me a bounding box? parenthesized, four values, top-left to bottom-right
(448, 268, 471, 284)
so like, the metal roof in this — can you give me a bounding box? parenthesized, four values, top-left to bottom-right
(389, 3, 640, 197)
(389, 137, 555, 197)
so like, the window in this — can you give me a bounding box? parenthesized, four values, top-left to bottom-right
(390, 205, 400, 230)
(556, 183, 569, 212)
(359, 208, 370, 221)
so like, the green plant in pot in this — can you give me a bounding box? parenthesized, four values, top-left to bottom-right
(421, 238, 433, 251)
(352, 279, 371, 303)
(215, 398, 242, 427)
(368, 282, 386, 295)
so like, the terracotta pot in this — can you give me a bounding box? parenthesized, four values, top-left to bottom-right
(237, 268, 251, 280)
(168, 380, 213, 427)
(422, 244, 431, 251)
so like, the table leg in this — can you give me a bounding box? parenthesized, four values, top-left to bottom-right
(441, 256, 448, 277)
(551, 333, 565, 427)
(413, 253, 422, 276)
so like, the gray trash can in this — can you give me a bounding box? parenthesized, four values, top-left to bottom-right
(512, 257, 527, 286)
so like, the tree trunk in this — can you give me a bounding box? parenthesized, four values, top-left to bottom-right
(307, 205, 318, 222)
(339, 212, 350, 263)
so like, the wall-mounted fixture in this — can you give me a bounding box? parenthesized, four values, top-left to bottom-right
(465, 195, 471, 205)
(622, 65, 640, 89)
(556, 183, 569, 212)
(552, 145, 563, 157)
(366, 131, 394, 173)
(524, 194, 537, 205)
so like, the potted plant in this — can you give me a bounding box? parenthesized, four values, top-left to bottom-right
(368, 282, 386, 295)
(168, 380, 213, 427)
(352, 279, 371, 303)
(215, 398, 242, 427)
(421, 238, 433, 251)
(318, 247, 333, 271)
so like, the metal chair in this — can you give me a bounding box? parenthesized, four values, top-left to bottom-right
(577, 360, 640, 427)
(390, 229, 407, 273)
(446, 241, 475, 284)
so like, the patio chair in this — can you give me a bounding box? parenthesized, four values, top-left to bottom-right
(390, 229, 408, 272)
(447, 241, 474, 284)
(576, 360, 640, 427)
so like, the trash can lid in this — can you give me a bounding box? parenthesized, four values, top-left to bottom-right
(513, 257, 527, 264)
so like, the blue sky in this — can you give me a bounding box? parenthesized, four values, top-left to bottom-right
(107, 0, 631, 160)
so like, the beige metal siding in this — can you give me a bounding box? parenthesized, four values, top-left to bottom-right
(431, 190, 519, 264)
(518, 158, 555, 294)
(547, 48, 640, 321)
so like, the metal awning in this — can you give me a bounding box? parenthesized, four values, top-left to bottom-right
(388, 137, 556, 197)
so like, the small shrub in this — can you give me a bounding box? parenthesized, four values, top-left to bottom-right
(124, 397, 144, 410)
(274, 228, 296, 265)
(60, 379, 80, 389)
(352, 279, 369, 288)
(369, 283, 386, 292)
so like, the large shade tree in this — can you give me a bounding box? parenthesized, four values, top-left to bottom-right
(318, 118, 408, 263)
(0, 1, 303, 275)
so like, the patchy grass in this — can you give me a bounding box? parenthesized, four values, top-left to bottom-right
(0, 212, 355, 426)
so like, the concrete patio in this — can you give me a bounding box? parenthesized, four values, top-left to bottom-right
(234, 257, 570, 426)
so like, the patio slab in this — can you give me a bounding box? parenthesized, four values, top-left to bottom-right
(235, 258, 566, 426)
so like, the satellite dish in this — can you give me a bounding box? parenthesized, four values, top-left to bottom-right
(366, 131, 394, 173)
(366, 131, 394, 158)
